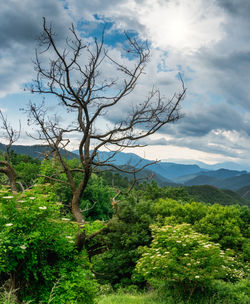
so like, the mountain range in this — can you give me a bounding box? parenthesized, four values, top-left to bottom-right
(72, 150, 250, 191)
(1, 143, 250, 193)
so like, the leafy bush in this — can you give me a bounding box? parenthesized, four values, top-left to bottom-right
(0, 184, 97, 303)
(39, 159, 114, 220)
(93, 195, 154, 287)
(93, 195, 249, 289)
(136, 223, 247, 299)
(208, 279, 250, 304)
(47, 262, 97, 304)
(194, 204, 244, 251)
(80, 173, 114, 221)
(155, 198, 249, 256)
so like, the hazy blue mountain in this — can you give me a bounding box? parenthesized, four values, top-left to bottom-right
(185, 175, 220, 187)
(185, 173, 250, 191)
(172, 167, 244, 184)
(72, 150, 152, 167)
(196, 168, 247, 179)
(218, 174, 250, 191)
(165, 159, 250, 171)
(72, 150, 206, 180)
(113, 165, 177, 187)
(2, 143, 250, 191)
(0, 144, 175, 185)
(174, 174, 201, 184)
(0, 143, 77, 160)
(150, 162, 204, 180)
(201, 161, 250, 172)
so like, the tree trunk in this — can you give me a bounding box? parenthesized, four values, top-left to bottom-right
(71, 168, 91, 251)
(0, 161, 17, 193)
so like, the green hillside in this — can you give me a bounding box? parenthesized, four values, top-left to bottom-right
(185, 185, 249, 206)
(185, 173, 250, 191)
(237, 185, 250, 200)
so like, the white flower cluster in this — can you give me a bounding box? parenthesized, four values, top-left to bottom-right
(5, 223, 13, 227)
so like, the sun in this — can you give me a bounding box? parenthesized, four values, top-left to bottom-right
(136, 0, 225, 52)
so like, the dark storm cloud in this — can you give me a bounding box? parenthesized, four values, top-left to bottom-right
(165, 135, 248, 159)
(162, 102, 250, 138)
(217, 0, 250, 18)
(137, 137, 169, 146)
(208, 51, 250, 73)
(196, 50, 250, 111)
(0, 1, 70, 49)
(0, 1, 71, 96)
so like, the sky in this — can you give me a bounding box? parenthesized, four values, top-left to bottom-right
(1, 0, 250, 169)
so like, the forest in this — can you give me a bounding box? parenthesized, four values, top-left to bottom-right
(0, 150, 249, 303)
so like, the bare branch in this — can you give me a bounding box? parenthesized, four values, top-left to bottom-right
(0, 110, 21, 161)
(27, 18, 186, 251)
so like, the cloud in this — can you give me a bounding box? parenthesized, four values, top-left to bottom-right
(1, 0, 250, 166)
(167, 129, 250, 160)
(137, 137, 169, 146)
(163, 102, 250, 137)
(217, 0, 250, 18)
(0, 0, 71, 97)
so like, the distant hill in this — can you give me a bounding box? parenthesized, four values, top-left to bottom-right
(0, 143, 175, 186)
(217, 174, 250, 191)
(185, 175, 219, 187)
(183, 168, 247, 186)
(0, 143, 78, 160)
(190, 160, 250, 171)
(184, 172, 250, 191)
(197, 168, 247, 179)
(72, 150, 206, 180)
(151, 162, 204, 180)
(185, 185, 249, 206)
(237, 185, 250, 200)
(113, 165, 177, 187)
(73, 150, 177, 186)
(1, 143, 250, 192)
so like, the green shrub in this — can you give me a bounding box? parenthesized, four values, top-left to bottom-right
(208, 279, 250, 304)
(0, 184, 97, 303)
(93, 195, 154, 287)
(93, 195, 249, 288)
(39, 159, 114, 221)
(194, 204, 244, 251)
(136, 223, 247, 299)
(47, 262, 97, 304)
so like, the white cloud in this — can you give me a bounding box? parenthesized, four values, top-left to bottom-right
(1, 0, 250, 167)
(127, 0, 226, 52)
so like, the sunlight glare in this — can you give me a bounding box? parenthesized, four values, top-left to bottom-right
(136, 0, 226, 52)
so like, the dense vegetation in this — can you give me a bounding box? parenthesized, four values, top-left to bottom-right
(0, 152, 249, 303)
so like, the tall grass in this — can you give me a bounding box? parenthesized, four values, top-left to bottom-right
(97, 291, 167, 304)
(0, 288, 32, 304)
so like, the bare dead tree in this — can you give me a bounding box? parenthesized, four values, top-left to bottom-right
(0, 110, 21, 193)
(27, 18, 186, 251)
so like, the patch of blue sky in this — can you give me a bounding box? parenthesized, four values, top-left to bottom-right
(59, 0, 68, 10)
(157, 51, 170, 73)
(76, 15, 147, 60)
(0, 92, 59, 122)
(186, 66, 195, 73)
(206, 92, 225, 105)
(182, 92, 202, 110)
(0, 93, 32, 129)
